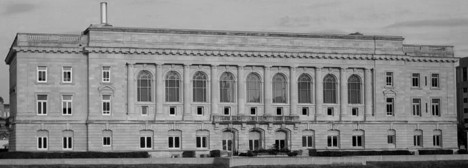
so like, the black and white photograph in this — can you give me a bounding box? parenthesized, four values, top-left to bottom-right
(0, 0, 467, 167)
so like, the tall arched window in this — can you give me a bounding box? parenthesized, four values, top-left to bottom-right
(137, 71, 152, 102)
(220, 72, 235, 102)
(165, 71, 180, 102)
(298, 74, 312, 103)
(247, 73, 261, 103)
(193, 71, 207, 102)
(348, 75, 361, 104)
(273, 73, 287, 103)
(323, 74, 337, 104)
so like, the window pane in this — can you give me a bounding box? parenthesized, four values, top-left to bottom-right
(140, 137, 145, 148)
(273, 74, 287, 103)
(247, 73, 261, 103)
(323, 75, 336, 103)
(138, 71, 152, 102)
(175, 137, 180, 148)
(298, 74, 312, 103)
(348, 75, 361, 104)
(147, 137, 151, 148)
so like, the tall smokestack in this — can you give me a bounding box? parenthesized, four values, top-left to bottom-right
(100, 2, 108, 25)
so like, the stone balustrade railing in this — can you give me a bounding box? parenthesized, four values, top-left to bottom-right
(213, 115, 300, 124)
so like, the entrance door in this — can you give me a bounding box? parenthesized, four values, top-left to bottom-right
(275, 131, 287, 150)
(222, 131, 234, 151)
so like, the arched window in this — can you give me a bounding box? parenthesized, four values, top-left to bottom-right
(165, 71, 180, 102)
(323, 74, 337, 104)
(352, 130, 364, 147)
(348, 75, 361, 104)
(222, 131, 235, 151)
(193, 71, 207, 102)
(302, 130, 314, 148)
(137, 71, 152, 102)
(247, 73, 261, 103)
(273, 74, 287, 103)
(274, 130, 287, 150)
(220, 72, 235, 103)
(298, 74, 312, 103)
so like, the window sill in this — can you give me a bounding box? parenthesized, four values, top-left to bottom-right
(60, 82, 74, 85)
(384, 86, 394, 89)
(35, 82, 50, 85)
(430, 87, 441, 90)
(410, 87, 422, 90)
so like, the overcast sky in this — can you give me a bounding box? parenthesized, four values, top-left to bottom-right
(0, 0, 467, 103)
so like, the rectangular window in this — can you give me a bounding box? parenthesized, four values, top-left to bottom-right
(327, 135, 338, 147)
(169, 107, 176, 116)
(37, 95, 47, 115)
(386, 72, 393, 86)
(327, 107, 334, 116)
(196, 136, 208, 149)
(197, 106, 204, 116)
(432, 99, 440, 116)
(431, 74, 439, 88)
(414, 135, 422, 147)
(140, 136, 152, 149)
(465, 98, 468, 103)
(37, 66, 47, 82)
(352, 107, 358, 116)
(387, 135, 396, 145)
(103, 137, 111, 146)
(302, 107, 308, 116)
(464, 88, 468, 93)
(433, 135, 441, 147)
(63, 137, 73, 150)
(168, 136, 181, 149)
(37, 137, 48, 150)
(102, 66, 110, 82)
(276, 107, 283, 116)
(224, 107, 230, 116)
(386, 98, 394, 116)
(412, 98, 421, 116)
(102, 95, 111, 115)
(141, 106, 148, 116)
(302, 135, 313, 148)
(412, 73, 420, 87)
(352, 135, 363, 147)
(62, 95, 72, 115)
(62, 66, 72, 83)
(250, 107, 256, 116)
(464, 67, 467, 81)
(464, 108, 468, 113)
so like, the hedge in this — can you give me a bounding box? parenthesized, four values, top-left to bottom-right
(0, 151, 150, 159)
(209, 150, 221, 157)
(311, 150, 413, 156)
(182, 151, 196, 158)
(418, 150, 453, 155)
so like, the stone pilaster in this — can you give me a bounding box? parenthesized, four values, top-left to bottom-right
(315, 67, 322, 120)
(340, 68, 347, 121)
(156, 64, 163, 114)
(127, 63, 134, 115)
(365, 68, 373, 119)
(183, 64, 191, 120)
(264, 66, 272, 115)
(290, 66, 297, 116)
(238, 66, 245, 115)
(211, 65, 219, 116)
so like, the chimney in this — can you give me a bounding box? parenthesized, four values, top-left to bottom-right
(100, 2, 108, 25)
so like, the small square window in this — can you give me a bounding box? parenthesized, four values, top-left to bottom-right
(169, 107, 176, 116)
(250, 107, 256, 116)
(352, 108, 358, 116)
(464, 98, 468, 103)
(327, 107, 334, 116)
(302, 107, 308, 115)
(276, 107, 283, 116)
(224, 107, 230, 116)
(197, 106, 204, 116)
(142, 106, 148, 116)
(464, 88, 468, 93)
(464, 108, 468, 113)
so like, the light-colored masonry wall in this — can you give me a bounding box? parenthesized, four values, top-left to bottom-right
(7, 27, 458, 153)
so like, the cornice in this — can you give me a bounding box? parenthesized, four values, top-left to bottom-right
(13, 46, 83, 54)
(84, 47, 458, 63)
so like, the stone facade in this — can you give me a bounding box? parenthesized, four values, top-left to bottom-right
(4, 25, 458, 156)
(456, 57, 468, 148)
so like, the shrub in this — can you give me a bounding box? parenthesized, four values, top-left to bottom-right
(210, 150, 221, 158)
(309, 149, 317, 156)
(315, 150, 413, 157)
(0, 152, 149, 159)
(246, 150, 257, 157)
(419, 150, 453, 155)
(458, 149, 467, 154)
(287, 150, 299, 157)
(182, 151, 196, 158)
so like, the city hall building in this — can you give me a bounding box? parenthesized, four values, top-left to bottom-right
(4, 17, 458, 156)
